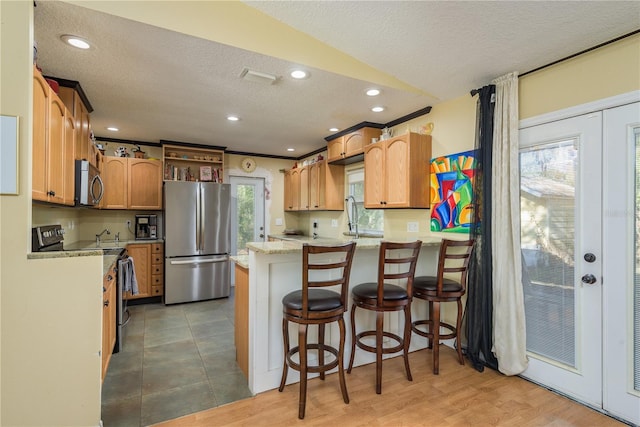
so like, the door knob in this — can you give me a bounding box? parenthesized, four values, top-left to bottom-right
(259, 233, 264, 239)
(584, 253, 596, 263)
(581, 274, 597, 285)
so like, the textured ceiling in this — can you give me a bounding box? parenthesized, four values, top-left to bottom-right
(34, 1, 640, 158)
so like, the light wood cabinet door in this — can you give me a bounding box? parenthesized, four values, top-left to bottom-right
(299, 166, 310, 210)
(364, 143, 386, 208)
(126, 244, 151, 299)
(62, 109, 76, 206)
(102, 263, 117, 381)
(343, 129, 365, 157)
(384, 136, 411, 208)
(47, 96, 66, 204)
(128, 159, 162, 210)
(290, 168, 300, 211)
(32, 71, 49, 202)
(101, 157, 128, 209)
(327, 137, 344, 162)
(234, 263, 249, 379)
(284, 170, 294, 211)
(308, 162, 323, 210)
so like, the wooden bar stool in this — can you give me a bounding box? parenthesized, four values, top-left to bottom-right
(278, 242, 356, 419)
(347, 240, 421, 394)
(411, 239, 474, 374)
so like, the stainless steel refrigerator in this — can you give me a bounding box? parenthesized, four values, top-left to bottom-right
(164, 181, 231, 304)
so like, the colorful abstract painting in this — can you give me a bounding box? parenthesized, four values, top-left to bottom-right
(430, 150, 478, 233)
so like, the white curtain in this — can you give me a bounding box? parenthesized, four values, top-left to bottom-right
(491, 72, 528, 375)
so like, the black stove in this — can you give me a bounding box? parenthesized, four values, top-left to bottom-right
(32, 224, 65, 252)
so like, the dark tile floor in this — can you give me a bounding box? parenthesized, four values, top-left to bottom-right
(101, 289, 253, 426)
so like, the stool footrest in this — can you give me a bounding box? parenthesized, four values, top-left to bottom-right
(286, 344, 340, 373)
(411, 320, 456, 340)
(354, 330, 405, 355)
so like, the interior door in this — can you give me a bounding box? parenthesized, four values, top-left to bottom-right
(602, 102, 640, 425)
(519, 112, 603, 407)
(230, 176, 265, 256)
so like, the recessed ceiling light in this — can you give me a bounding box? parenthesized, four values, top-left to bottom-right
(366, 89, 381, 96)
(287, 148, 295, 152)
(290, 69, 309, 79)
(106, 126, 119, 132)
(60, 34, 91, 49)
(371, 106, 385, 112)
(329, 127, 339, 132)
(227, 115, 240, 121)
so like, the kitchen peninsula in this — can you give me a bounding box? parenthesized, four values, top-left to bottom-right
(242, 237, 442, 394)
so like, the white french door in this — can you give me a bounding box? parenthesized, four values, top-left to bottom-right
(519, 101, 640, 425)
(230, 176, 265, 257)
(602, 102, 640, 424)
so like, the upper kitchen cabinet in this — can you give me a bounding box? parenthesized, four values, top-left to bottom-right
(327, 127, 382, 165)
(32, 67, 75, 206)
(163, 144, 224, 182)
(284, 160, 344, 211)
(308, 160, 344, 210)
(128, 159, 163, 210)
(364, 132, 432, 209)
(101, 157, 128, 209)
(101, 157, 162, 210)
(55, 79, 95, 167)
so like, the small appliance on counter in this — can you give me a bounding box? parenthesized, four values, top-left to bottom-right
(32, 224, 65, 252)
(135, 214, 157, 240)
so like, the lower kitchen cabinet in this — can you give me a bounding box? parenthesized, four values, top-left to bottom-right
(125, 242, 164, 300)
(234, 262, 249, 378)
(102, 261, 117, 381)
(125, 243, 151, 299)
(151, 243, 164, 296)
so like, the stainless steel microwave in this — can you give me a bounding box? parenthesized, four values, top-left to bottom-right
(74, 160, 104, 206)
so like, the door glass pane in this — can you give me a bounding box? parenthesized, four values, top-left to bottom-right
(236, 184, 255, 255)
(520, 139, 577, 367)
(634, 128, 640, 391)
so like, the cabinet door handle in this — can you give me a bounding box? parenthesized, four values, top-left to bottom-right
(47, 190, 56, 196)
(104, 299, 110, 307)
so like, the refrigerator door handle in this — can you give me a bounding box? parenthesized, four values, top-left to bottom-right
(200, 185, 205, 252)
(169, 257, 228, 265)
(195, 183, 201, 252)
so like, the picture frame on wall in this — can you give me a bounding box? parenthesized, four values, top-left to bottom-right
(199, 166, 212, 181)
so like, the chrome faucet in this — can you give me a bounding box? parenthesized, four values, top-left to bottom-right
(96, 228, 111, 244)
(345, 196, 359, 239)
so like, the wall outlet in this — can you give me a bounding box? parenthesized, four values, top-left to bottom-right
(331, 219, 338, 227)
(275, 218, 283, 226)
(407, 221, 419, 232)
(312, 219, 318, 229)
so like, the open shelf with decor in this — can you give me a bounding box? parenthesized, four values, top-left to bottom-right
(162, 144, 224, 182)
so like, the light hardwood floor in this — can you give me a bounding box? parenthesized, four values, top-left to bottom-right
(154, 347, 626, 426)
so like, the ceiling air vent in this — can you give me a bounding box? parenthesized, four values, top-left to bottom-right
(239, 67, 278, 85)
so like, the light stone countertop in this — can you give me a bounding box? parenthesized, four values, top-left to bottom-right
(28, 239, 163, 276)
(246, 236, 441, 255)
(230, 255, 249, 269)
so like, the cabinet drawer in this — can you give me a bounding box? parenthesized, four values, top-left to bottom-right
(152, 274, 163, 286)
(151, 285, 163, 296)
(152, 254, 163, 264)
(152, 264, 163, 275)
(152, 243, 164, 254)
